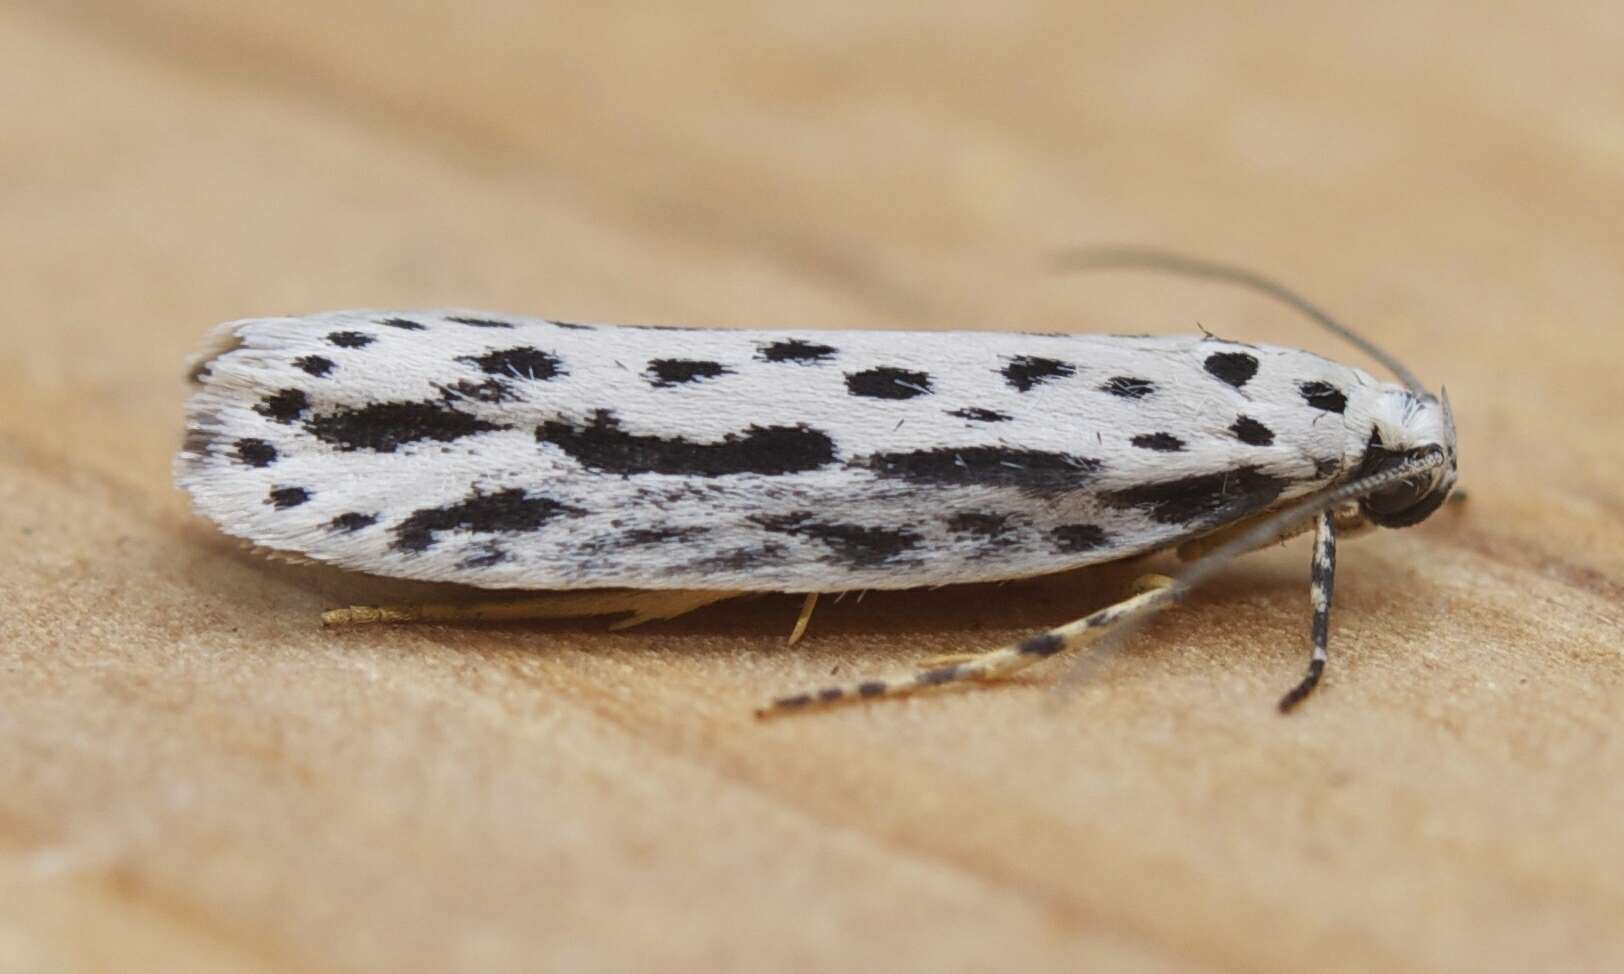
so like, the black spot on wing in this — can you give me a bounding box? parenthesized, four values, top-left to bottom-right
(946, 512, 1023, 553)
(304, 400, 508, 452)
(759, 339, 837, 363)
(446, 316, 516, 329)
(1104, 466, 1288, 526)
(458, 346, 564, 381)
(846, 367, 933, 399)
(683, 543, 788, 573)
(1230, 416, 1275, 446)
(233, 438, 278, 467)
(860, 447, 1100, 495)
(539, 411, 836, 477)
(327, 331, 373, 348)
(1001, 356, 1075, 392)
(1299, 381, 1348, 413)
(1131, 433, 1184, 452)
(620, 526, 710, 546)
(378, 317, 426, 331)
(294, 355, 335, 377)
(181, 426, 215, 457)
(947, 407, 1011, 423)
(1100, 376, 1155, 399)
(645, 358, 732, 387)
(946, 512, 1018, 539)
(268, 486, 310, 509)
(1204, 351, 1259, 388)
(393, 488, 582, 553)
(578, 525, 712, 555)
(328, 512, 377, 532)
(1051, 524, 1109, 552)
(437, 378, 517, 403)
(753, 513, 920, 567)
(459, 545, 509, 569)
(255, 389, 310, 423)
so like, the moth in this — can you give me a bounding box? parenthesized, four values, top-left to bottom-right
(176, 252, 1459, 714)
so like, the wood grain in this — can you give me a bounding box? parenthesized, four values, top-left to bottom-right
(3, 2, 1621, 971)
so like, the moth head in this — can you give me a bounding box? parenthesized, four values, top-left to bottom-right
(1354, 386, 1458, 528)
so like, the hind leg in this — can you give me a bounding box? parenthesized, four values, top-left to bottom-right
(757, 575, 1176, 716)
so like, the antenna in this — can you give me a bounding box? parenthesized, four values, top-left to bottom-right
(1054, 246, 1428, 393)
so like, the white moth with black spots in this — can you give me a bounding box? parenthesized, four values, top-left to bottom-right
(176, 252, 1460, 714)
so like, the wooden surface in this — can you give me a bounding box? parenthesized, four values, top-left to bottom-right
(4, 3, 1622, 971)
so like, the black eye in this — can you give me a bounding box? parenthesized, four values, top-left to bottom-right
(1356, 444, 1449, 528)
(1363, 477, 1432, 519)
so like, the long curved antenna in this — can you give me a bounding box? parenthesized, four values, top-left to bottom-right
(1054, 246, 1428, 393)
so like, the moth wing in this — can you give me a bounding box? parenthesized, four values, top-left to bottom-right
(178, 312, 1361, 591)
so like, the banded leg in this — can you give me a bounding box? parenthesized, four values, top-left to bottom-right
(322, 589, 745, 629)
(1277, 510, 1336, 712)
(757, 575, 1176, 717)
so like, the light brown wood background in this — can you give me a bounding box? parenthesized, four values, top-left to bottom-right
(3, 3, 1621, 971)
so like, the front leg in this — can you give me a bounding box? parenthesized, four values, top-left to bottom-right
(1278, 509, 1337, 712)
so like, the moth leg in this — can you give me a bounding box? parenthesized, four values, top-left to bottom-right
(606, 590, 750, 629)
(322, 589, 745, 629)
(757, 574, 1176, 716)
(786, 592, 820, 646)
(1277, 510, 1336, 712)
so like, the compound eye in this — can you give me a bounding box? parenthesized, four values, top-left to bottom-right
(1357, 446, 1449, 527)
(1362, 477, 1432, 520)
